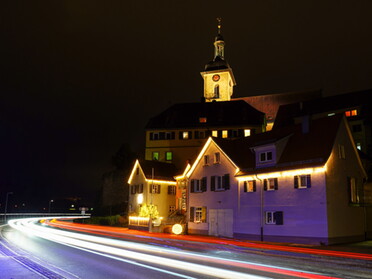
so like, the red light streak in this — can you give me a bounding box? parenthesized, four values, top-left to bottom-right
(47, 220, 372, 262)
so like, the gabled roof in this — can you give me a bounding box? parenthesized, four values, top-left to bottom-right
(139, 159, 178, 181)
(128, 159, 179, 184)
(145, 100, 265, 129)
(213, 114, 345, 176)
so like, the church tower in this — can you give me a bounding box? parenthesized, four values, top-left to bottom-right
(201, 18, 236, 102)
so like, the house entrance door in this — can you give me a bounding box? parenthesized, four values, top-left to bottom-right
(209, 209, 233, 237)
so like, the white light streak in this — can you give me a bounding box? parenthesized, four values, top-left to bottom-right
(9, 217, 266, 279)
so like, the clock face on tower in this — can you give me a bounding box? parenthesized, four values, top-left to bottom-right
(212, 74, 220, 82)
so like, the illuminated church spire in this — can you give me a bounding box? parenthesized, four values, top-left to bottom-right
(201, 18, 236, 102)
(214, 18, 225, 59)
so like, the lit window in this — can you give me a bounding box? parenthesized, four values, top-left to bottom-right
(165, 151, 172, 161)
(199, 117, 207, 123)
(244, 129, 251, 137)
(264, 178, 278, 191)
(345, 109, 358, 117)
(195, 207, 203, 223)
(214, 152, 220, 164)
(222, 130, 228, 138)
(212, 130, 218, 137)
(183, 131, 189, 139)
(294, 175, 311, 189)
(259, 151, 273, 162)
(190, 206, 207, 223)
(152, 152, 159, 161)
(243, 180, 256, 192)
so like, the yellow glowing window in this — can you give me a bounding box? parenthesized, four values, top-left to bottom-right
(222, 130, 228, 138)
(345, 110, 358, 117)
(212, 130, 218, 137)
(244, 129, 251, 137)
(183, 131, 189, 139)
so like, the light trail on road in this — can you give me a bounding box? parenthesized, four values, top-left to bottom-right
(50, 220, 372, 261)
(8, 217, 340, 279)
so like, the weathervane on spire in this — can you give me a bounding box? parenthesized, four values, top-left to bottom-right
(217, 17, 222, 34)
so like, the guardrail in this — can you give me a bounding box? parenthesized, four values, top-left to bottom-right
(0, 213, 90, 224)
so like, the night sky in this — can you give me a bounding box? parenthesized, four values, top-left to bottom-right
(1, 1, 372, 210)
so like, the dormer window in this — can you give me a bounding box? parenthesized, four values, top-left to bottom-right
(259, 151, 273, 162)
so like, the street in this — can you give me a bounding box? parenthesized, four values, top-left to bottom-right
(1, 217, 372, 279)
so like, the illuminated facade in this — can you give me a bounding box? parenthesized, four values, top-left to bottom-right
(186, 114, 368, 245)
(127, 159, 178, 230)
(201, 19, 236, 102)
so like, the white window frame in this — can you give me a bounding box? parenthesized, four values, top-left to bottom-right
(150, 184, 160, 194)
(195, 207, 203, 223)
(265, 211, 276, 224)
(168, 185, 176, 195)
(259, 151, 273, 162)
(296, 175, 310, 189)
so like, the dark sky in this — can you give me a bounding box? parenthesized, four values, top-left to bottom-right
(1, 1, 372, 210)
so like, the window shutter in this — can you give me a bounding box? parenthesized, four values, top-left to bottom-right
(179, 131, 183, 139)
(149, 133, 153, 140)
(243, 181, 248, 192)
(139, 184, 143, 193)
(201, 177, 207, 192)
(190, 180, 195, 193)
(149, 185, 152, 193)
(274, 178, 279, 190)
(274, 211, 283, 225)
(294, 176, 299, 189)
(263, 179, 267, 191)
(211, 176, 216, 191)
(201, 207, 207, 223)
(157, 185, 161, 194)
(190, 207, 195, 222)
(306, 175, 311, 188)
(223, 174, 230, 190)
(253, 180, 257, 192)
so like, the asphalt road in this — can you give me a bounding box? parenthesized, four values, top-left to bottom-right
(1, 219, 372, 279)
